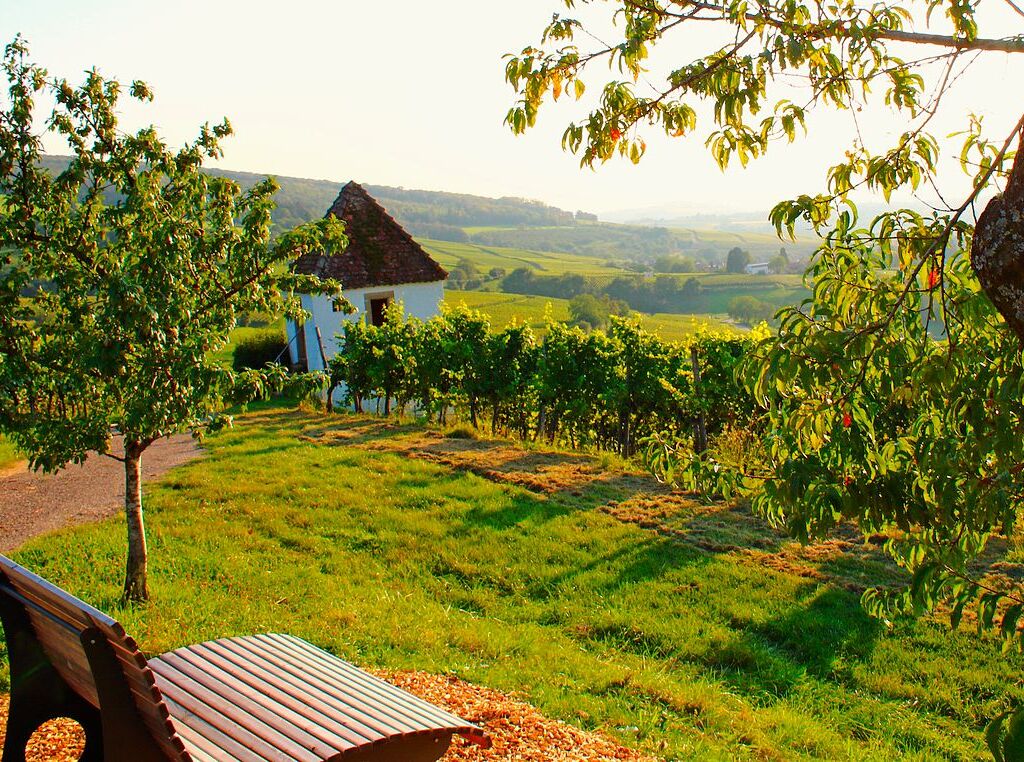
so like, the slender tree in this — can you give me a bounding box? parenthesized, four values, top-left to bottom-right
(0, 39, 345, 602)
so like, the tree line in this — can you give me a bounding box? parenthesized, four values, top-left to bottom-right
(501, 267, 703, 312)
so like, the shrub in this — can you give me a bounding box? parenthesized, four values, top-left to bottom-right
(728, 295, 773, 325)
(232, 328, 288, 371)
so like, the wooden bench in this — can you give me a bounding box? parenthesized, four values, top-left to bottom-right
(0, 555, 491, 761)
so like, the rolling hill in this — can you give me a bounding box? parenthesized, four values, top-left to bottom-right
(37, 155, 817, 266)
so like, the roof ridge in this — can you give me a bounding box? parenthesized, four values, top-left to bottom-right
(294, 181, 448, 290)
(330, 181, 425, 252)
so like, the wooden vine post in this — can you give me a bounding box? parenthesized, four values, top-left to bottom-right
(315, 326, 334, 414)
(690, 345, 709, 455)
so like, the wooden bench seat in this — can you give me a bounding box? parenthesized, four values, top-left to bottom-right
(0, 555, 490, 761)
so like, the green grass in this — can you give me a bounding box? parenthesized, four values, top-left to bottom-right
(678, 227, 796, 247)
(8, 406, 1019, 759)
(421, 235, 808, 319)
(418, 238, 626, 276)
(0, 436, 22, 470)
(444, 290, 737, 340)
(445, 290, 571, 329)
(212, 321, 287, 369)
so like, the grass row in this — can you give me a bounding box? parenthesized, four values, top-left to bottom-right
(419, 238, 628, 276)
(7, 405, 1019, 760)
(443, 290, 738, 340)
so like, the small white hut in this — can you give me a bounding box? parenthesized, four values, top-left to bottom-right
(286, 181, 448, 371)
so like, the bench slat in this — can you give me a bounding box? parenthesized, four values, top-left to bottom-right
(164, 722, 222, 762)
(153, 658, 323, 762)
(189, 640, 379, 748)
(0, 560, 121, 633)
(30, 616, 101, 706)
(259, 634, 471, 733)
(162, 694, 271, 762)
(227, 635, 423, 741)
(155, 651, 347, 759)
(163, 646, 366, 751)
(153, 634, 489, 760)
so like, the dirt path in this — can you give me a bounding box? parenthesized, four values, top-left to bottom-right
(0, 435, 203, 552)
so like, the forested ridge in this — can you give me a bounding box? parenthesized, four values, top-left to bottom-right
(36, 155, 813, 264)
(37, 154, 582, 231)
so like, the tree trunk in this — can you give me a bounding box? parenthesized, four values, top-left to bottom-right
(972, 134, 1024, 344)
(123, 440, 150, 603)
(325, 382, 337, 414)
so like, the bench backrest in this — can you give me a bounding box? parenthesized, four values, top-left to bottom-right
(0, 555, 187, 760)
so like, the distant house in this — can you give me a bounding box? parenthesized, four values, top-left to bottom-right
(744, 262, 771, 275)
(286, 181, 448, 371)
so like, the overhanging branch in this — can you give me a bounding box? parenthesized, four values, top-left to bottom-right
(652, 0, 1024, 53)
(879, 29, 1024, 52)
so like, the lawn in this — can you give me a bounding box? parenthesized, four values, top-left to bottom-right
(0, 437, 21, 471)
(212, 320, 287, 369)
(444, 290, 738, 341)
(6, 405, 1019, 760)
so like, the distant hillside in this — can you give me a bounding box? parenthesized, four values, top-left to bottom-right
(37, 154, 579, 233)
(37, 155, 814, 264)
(203, 170, 581, 238)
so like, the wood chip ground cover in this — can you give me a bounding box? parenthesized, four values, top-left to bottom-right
(0, 671, 653, 761)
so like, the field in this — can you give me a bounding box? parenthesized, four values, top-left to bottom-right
(419, 239, 628, 276)
(677, 226, 798, 253)
(8, 405, 1018, 760)
(419, 235, 809, 320)
(572, 272, 810, 316)
(457, 223, 818, 264)
(443, 290, 738, 340)
(681, 273, 808, 314)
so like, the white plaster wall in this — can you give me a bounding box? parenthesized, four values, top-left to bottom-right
(284, 281, 445, 371)
(285, 317, 300, 366)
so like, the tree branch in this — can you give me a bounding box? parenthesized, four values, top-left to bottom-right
(658, 0, 1024, 53)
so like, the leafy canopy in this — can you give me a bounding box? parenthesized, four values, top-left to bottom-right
(504, 0, 1024, 669)
(0, 38, 345, 468)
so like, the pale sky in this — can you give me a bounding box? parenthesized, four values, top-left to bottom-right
(5, 0, 1024, 219)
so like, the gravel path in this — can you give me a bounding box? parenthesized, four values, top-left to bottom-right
(0, 435, 203, 552)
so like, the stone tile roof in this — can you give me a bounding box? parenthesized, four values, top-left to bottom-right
(292, 181, 447, 289)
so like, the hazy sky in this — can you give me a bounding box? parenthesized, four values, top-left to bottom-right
(5, 0, 1023, 218)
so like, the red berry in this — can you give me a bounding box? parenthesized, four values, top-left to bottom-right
(609, 128, 622, 141)
(927, 268, 940, 289)
(844, 475, 854, 487)
(842, 411, 852, 428)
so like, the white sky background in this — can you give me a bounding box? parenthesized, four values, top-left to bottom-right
(4, 0, 1024, 219)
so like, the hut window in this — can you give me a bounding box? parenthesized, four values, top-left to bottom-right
(365, 292, 394, 327)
